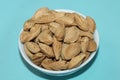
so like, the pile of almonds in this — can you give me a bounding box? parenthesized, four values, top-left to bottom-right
(20, 7, 97, 71)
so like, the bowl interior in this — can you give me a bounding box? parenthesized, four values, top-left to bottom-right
(18, 9, 99, 76)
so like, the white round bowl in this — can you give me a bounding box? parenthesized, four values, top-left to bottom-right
(18, 9, 99, 76)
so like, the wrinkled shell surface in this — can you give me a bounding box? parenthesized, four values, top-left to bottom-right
(81, 37, 89, 53)
(64, 26, 80, 43)
(53, 37, 62, 60)
(88, 40, 97, 52)
(38, 43, 54, 58)
(38, 29, 53, 45)
(25, 42, 40, 53)
(86, 16, 96, 33)
(49, 22, 65, 41)
(62, 43, 81, 60)
(68, 53, 86, 69)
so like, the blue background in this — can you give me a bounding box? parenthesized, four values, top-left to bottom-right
(0, 0, 120, 80)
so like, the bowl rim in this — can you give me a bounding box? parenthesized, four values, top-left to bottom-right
(18, 9, 99, 75)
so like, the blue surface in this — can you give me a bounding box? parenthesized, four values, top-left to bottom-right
(0, 0, 120, 80)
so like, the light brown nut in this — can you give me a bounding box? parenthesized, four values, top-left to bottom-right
(20, 31, 31, 43)
(33, 24, 42, 43)
(32, 55, 45, 65)
(83, 52, 90, 62)
(61, 43, 69, 60)
(41, 24, 49, 31)
(65, 13, 77, 25)
(30, 23, 41, 33)
(38, 43, 54, 57)
(23, 19, 35, 31)
(65, 13, 75, 19)
(20, 24, 41, 43)
(64, 26, 80, 43)
(35, 10, 65, 24)
(38, 29, 53, 45)
(86, 16, 96, 33)
(55, 15, 74, 26)
(62, 43, 81, 60)
(53, 37, 62, 60)
(31, 24, 42, 42)
(23, 44, 33, 60)
(50, 61, 68, 70)
(35, 10, 64, 23)
(32, 7, 49, 20)
(34, 35, 40, 43)
(35, 12, 56, 23)
(34, 24, 50, 43)
(41, 58, 53, 70)
(49, 10, 65, 19)
(88, 40, 97, 52)
(79, 30, 93, 39)
(29, 24, 41, 41)
(68, 53, 86, 69)
(81, 37, 89, 53)
(49, 22, 65, 41)
(74, 13, 88, 31)
(25, 42, 40, 53)
(32, 52, 43, 60)
(76, 36, 82, 43)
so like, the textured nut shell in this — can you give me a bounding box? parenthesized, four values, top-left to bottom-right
(62, 43, 81, 60)
(25, 42, 40, 53)
(49, 22, 65, 41)
(61, 44, 69, 60)
(50, 61, 68, 70)
(32, 7, 49, 20)
(68, 53, 86, 69)
(79, 30, 93, 39)
(65, 13, 78, 25)
(38, 29, 53, 45)
(20, 24, 41, 43)
(56, 15, 74, 26)
(81, 37, 89, 53)
(29, 24, 41, 41)
(53, 37, 62, 60)
(65, 13, 75, 19)
(41, 24, 49, 31)
(38, 43, 54, 57)
(83, 52, 90, 62)
(41, 58, 53, 70)
(32, 52, 44, 60)
(76, 36, 82, 43)
(88, 40, 97, 52)
(49, 10, 65, 19)
(23, 19, 35, 31)
(32, 55, 45, 65)
(64, 26, 80, 43)
(30, 24, 41, 33)
(20, 31, 31, 43)
(35, 13, 56, 23)
(23, 44, 33, 60)
(74, 13, 88, 31)
(86, 16, 96, 33)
